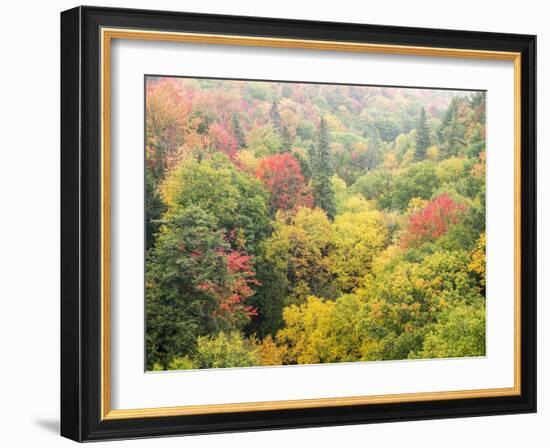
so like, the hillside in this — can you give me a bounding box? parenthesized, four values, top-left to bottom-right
(145, 76, 487, 370)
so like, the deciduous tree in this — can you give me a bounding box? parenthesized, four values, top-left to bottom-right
(255, 153, 313, 213)
(401, 193, 466, 248)
(162, 154, 270, 253)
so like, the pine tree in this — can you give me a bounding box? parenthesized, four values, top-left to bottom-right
(308, 141, 317, 167)
(270, 100, 282, 133)
(270, 100, 294, 153)
(415, 107, 431, 161)
(280, 126, 293, 153)
(231, 112, 246, 148)
(438, 98, 462, 158)
(311, 117, 336, 219)
(365, 129, 383, 170)
(469, 91, 485, 110)
(307, 142, 318, 182)
(145, 170, 165, 252)
(437, 98, 457, 142)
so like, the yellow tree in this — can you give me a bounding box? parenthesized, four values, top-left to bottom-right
(328, 205, 388, 292)
(468, 232, 486, 289)
(261, 207, 334, 306)
(277, 294, 366, 364)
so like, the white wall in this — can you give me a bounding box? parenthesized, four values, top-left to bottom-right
(0, 0, 546, 446)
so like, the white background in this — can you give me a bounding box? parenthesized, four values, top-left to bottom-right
(0, 0, 546, 447)
(111, 40, 515, 409)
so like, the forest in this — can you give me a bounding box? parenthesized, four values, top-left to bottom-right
(145, 76, 487, 371)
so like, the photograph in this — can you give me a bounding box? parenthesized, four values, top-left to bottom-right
(0, 0, 543, 443)
(56, 5, 537, 441)
(144, 76, 488, 371)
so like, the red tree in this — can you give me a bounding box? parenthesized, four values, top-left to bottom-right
(198, 250, 259, 328)
(208, 122, 239, 162)
(255, 153, 313, 213)
(401, 193, 466, 248)
(219, 251, 259, 323)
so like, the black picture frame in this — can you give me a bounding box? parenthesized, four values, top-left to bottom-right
(61, 5, 536, 442)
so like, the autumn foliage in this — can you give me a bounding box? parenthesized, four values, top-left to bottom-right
(208, 122, 239, 162)
(401, 193, 466, 248)
(208, 250, 260, 327)
(255, 154, 313, 213)
(145, 76, 487, 371)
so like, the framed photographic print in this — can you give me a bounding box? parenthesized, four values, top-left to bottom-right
(60, 6, 536, 442)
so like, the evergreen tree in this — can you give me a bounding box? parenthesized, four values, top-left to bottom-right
(308, 142, 318, 173)
(295, 148, 312, 181)
(311, 117, 336, 219)
(231, 112, 246, 149)
(415, 107, 431, 161)
(145, 206, 230, 369)
(445, 115, 462, 157)
(280, 126, 293, 153)
(270, 100, 282, 133)
(270, 100, 294, 153)
(365, 129, 383, 170)
(438, 98, 465, 158)
(469, 91, 485, 110)
(145, 170, 165, 252)
(437, 98, 457, 142)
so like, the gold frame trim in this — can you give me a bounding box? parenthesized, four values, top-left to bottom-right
(100, 28, 522, 420)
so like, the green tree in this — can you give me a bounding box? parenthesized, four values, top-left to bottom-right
(393, 131, 417, 162)
(280, 126, 293, 153)
(194, 332, 259, 368)
(390, 161, 440, 211)
(247, 254, 287, 337)
(360, 249, 484, 361)
(260, 208, 334, 307)
(414, 107, 431, 161)
(145, 170, 165, 251)
(351, 169, 394, 209)
(270, 100, 282, 133)
(311, 117, 336, 219)
(438, 98, 467, 158)
(375, 116, 400, 142)
(365, 129, 383, 170)
(145, 206, 231, 369)
(231, 112, 246, 148)
(419, 303, 486, 358)
(269, 100, 293, 153)
(162, 154, 270, 253)
(296, 120, 316, 141)
(246, 125, 282, 157)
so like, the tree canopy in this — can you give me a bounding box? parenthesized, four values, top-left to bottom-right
(145, 76, 487, 370)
